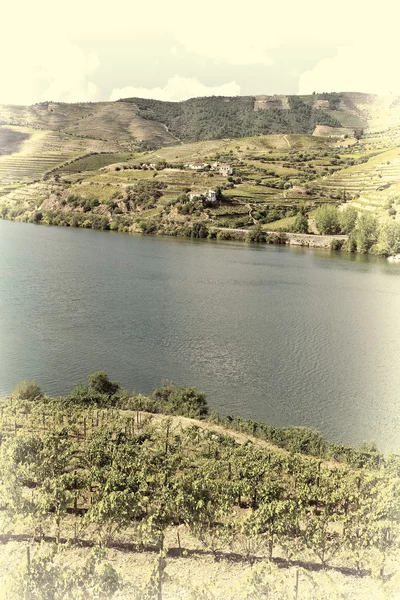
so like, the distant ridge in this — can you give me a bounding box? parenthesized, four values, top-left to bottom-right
(1, 92, 400, 150)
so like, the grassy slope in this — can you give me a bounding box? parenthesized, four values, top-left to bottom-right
(0, 102, 178, 146)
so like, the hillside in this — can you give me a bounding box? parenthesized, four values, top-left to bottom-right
(119, 95, 341, 141)
(2, 93, 400, 255)
(2, 127, 399, 251)
(0, 374, 399, 599)
(119, 92, 400, 142)
(1, 92, 399, 156)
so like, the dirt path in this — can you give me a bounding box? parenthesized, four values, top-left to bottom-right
(245, 203, 258, 224)
(131, 411, 342, 469)
(283, 135, 291, 148)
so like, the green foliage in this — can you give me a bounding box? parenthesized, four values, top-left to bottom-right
(127, 180, 167, 209)
(11, 546, 121, 599)
(353, 213, 379, 253)
(67, 372, 123, 407)
(120, 96, 340, 142)
(88, 372, 120, 396)
(216, 230, 232, 240)
(376, 221, 400, 256)
(246, 226, 267, 243)
(190, 222, 209, 238)
(139, 219, 159, 234)
(338, 206, 358, 234)
(152, 383, 208, 418)
(314, 205, 340, 235)
(13, 380, 43, 401)
(331, 238, 345, 251)
(292, 213, 309, 233)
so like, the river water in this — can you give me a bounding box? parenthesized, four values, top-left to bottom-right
(1, 219, 399, 452)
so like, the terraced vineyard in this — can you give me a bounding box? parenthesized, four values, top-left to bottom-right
(0, 126, 122, 197)
(0, 374, 399, 599)
(1, 98, 400, 254)
(315, 147, 400, 217)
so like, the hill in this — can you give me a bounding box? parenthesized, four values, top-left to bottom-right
(119, 92, 400, 142)
(2, 93, 400, 255)
(2, 127, 399, 252)
(119, 95, 341, 141)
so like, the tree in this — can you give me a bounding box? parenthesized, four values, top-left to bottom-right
(354, 213, 378, 253)
(376, 221, 400, 256)
(338, 206, 358, 234)
(246, 226, 267, 243)
(152, 383, 208, 417)
(88, 372, 120, 396)
(314, 205, 340, 235)
(12, 380, 42, 401)
(292, 213, 309, 233)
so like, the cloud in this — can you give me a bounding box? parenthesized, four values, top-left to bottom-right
(298, 14, 400, 95)
(0, 28, 100, 104)
(110, 76, 241, 102)
(4, 0, 400, 105)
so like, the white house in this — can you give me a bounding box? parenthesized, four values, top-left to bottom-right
(184, 162, 210, 171)
(188, 189, 218, 203)
(212, 162, 233, 176)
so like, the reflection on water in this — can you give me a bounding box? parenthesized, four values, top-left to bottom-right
(1, 220, 400, 453)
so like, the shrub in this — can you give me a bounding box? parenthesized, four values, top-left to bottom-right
(88, 372, 120, 396)
(354, 213, 378, 253)
(338, 206, 358, 234)
(331, 238, 344, 251)
(292, 213, 309, 233)
(314, 205, 340, 235)
(375, 221, 400, 256)
(191, 222, 209, 238)
(139, 219, 159, 234)
(13, 380, 42, 401)
(216, 230, 232, 240)
(67, 372, 123, 407)
(152, 383, 208, 418)
(246, 227, 266, 243)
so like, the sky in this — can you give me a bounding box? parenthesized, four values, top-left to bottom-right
(1, 0, 400, 105)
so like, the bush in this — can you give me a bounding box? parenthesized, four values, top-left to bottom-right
(375, 221, 400, 256)
(292, 213, 309, 233)
(330, 238, 344, 251)
(338, 206, 357, 234)
(191, 222, 209, 238)
(216, 230, 232, 240)
(139, 219, 159, 234)
(88, 372, 120, 396)
(12, 380, 42, 401)
(152, 383, 208, 418)
(67, 372, 123, 407)
(314, 205, 340, 235)
(354, 213, 378, 253)
(246, 227, 266, 243)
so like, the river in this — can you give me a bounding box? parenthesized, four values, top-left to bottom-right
(1, 219, 399, 453)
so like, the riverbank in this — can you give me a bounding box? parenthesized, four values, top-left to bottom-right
(0, 214, 349, 252)
(213, 227, 348, 248)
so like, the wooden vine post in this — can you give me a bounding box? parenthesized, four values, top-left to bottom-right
(294, 569, 299, 600)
